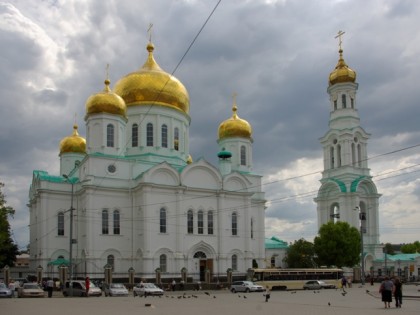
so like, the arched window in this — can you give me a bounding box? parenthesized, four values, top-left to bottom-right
(270, 255, 276, 268)
(351, 143, 356, 166)
(232, 212, 237, 236)
(240, 146, 246, 166)
(330, 146, 335, 169)
(232, 254, 238, 271)
(334, 100, 337, 110)
(187, 210, 193, 234)
(174, 127, 179, 151)
(351, 97, 354, 108)
(132, 124, 138, 147)
(147, 123, 153, 146)
(342, 94, 346, 108)
(102, 209, 109, 234)
(113, 210, 120, 235)
(207, 211, 214, 235)
(107, 255, 115, 270)
(160, 208, 166, 233)
(357, 144, 362, 167)
(159, 254, 167, 272)
(197, 210, 204, 234)
(107, 124, 114, 147)
(250, 218, 254, 239)
(57, 212, 64, 236)
(161, 124, 168, 148)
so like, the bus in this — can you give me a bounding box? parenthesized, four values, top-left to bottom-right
(249, 268, 343, 291)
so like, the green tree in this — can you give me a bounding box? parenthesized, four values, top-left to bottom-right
(0, 182, 19, 268)
(400, 241, 420, 253)
(383, 243, 395, 255)
(314, 221, 360, 268)
(283, 238, 315, 268)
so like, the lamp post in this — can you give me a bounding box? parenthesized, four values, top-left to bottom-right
(354, 206, 366, 285)
(63, 174, 75, 296)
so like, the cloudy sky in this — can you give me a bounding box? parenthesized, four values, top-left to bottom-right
(1, 0, 420, 250)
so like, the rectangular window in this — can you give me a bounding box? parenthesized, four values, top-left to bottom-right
(58, 213, 64, 236)
(208, 212, 213, 235)
(113, 210, 120, 235)
(198, 211, 203, 234)
(102, 210, 109, 234)
(187, 210, 193, 234)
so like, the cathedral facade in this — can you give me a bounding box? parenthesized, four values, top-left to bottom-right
(28, 41, 266, 281)
(315, 38, 383, 272)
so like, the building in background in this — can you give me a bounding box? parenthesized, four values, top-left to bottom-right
(28, 40, 266, 282)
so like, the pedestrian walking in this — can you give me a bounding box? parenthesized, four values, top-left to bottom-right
(394, 277, 403, 308)
(46, 278, 54, 298)
(379, 276, 394, 308)
(8, 280, 16, 298)
(85, 277, 90, 297)
(264, 286, 270, 302)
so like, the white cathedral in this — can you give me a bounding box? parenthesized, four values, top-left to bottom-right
(28, 34, 383, 282)
(28, 40, 266, 281)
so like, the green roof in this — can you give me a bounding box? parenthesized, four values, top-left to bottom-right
(265, 236, 289, 249)
(374, 253, 420, 263)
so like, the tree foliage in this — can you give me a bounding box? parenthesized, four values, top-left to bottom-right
(283, 238, 315, 268)
(383, 243, 395, 255)
(314, 221, 360, 268)
(0, 182, 19, 268)
(400, 241, 420, 253)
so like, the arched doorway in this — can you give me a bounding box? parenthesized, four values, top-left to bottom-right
(193, 251, 213, 282)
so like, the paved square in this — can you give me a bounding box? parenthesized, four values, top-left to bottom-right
(1, 284, 419, 315)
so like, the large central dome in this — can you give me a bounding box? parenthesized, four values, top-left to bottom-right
(113, 42, 190, 114)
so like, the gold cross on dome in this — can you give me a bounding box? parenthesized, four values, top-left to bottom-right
(106, 63, 110, 80)
(335, 30, 345, 50)
(232, 92, 237, 105)
(147, 23, 153, 42)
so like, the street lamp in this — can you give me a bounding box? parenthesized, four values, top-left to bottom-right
(63, 174, 90, 296)
(354, 206, 366, 285)
(63, 174, 75, 296)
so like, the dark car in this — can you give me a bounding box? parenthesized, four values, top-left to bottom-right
(303, 280, 336, 290)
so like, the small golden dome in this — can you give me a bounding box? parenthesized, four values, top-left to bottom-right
(187, 154, 193, 164)
(113, 42, 189, 114)
(59, 124, 86, 155)
(85, 78, 127, 117)
(329, 49, 356, 85)
(218, 99, 252, 140)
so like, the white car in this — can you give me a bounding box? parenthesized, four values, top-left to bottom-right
(104, 283, 129, 297)
(230, 281, 264, 293)
(17, 283, 45, 298)
(133, 283, 164, 297)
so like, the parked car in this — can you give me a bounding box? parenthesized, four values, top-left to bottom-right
(303, 280, 336, 290)
(103, 283, 129, 297)
(62, 280, 102, 297)
(17, 283, 45, 298)
(0, 283, 13, 298)
(133, 283, 164, 297)
(230, 281, 264, 293)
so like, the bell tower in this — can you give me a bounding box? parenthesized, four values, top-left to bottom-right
(314, 32, 383, 269)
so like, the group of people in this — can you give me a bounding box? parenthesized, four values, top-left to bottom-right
(380, 276, 403, 308)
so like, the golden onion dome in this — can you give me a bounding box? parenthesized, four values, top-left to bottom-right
(218, 99, 252, 141)
(85, 78, 127, 117)
(113, 42, 190, 114)
(59, 124, 86, 155)
(187, 154, 193, 164)
(329, 49, 356, 85)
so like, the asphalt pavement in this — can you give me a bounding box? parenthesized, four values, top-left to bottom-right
(1, 283, 419, 315)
